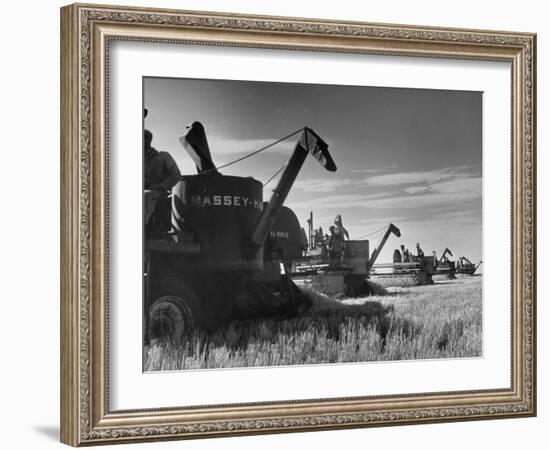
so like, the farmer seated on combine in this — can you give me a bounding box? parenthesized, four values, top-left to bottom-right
(144, 128, 181, 238)
(416, 243, 425, 259)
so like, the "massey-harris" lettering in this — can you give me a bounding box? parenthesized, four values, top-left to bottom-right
(270, 231, 289, 239)
(190, 195, 263, 210)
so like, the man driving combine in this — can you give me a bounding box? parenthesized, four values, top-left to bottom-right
(144, 128, 181, 238)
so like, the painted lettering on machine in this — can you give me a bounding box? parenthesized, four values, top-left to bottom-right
(270, 231, 289, 239)
(190, 194, 263, 210)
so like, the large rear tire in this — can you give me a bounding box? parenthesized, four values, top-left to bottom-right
(148, 295, 196, 341)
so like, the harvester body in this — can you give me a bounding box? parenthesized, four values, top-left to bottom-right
(390, 256, 437, 284)
(286, 223, 401, 297)
(145, 125, 336, 340)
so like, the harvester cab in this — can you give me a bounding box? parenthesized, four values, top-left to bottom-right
(145, 123, 337, 341)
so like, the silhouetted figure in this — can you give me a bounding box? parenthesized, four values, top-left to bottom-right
(144, 129, 181, 238)
(334, 214, 350, 240)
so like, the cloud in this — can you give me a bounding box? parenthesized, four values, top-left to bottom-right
(364, 166, 472, 187)
(352, 215, 408, 226)
(342, 166, 482, 209)
(404, 186, 429, 194)
(364, 177, 481, 209)
(350, 165, 399, 174)
(430, 177, 481, 195)
(289, 193, 389, 211)
(295, 166, 481, 196)
(433, 209, 481, 221)
(290, 173, 481, 212)
(294, 178, 353, 193)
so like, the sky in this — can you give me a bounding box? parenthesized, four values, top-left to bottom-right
(144, 77, 482, 265)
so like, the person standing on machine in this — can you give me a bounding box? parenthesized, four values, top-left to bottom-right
(334, 214, 350, 240)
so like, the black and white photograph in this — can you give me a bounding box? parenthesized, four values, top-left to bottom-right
(143, 77, 483, 371)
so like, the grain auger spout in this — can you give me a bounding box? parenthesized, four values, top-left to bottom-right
(250, 127, 336, 247)
(438, 248, 453, 266)
(435, 248, 456, 279)
(366, 223, 401, 272)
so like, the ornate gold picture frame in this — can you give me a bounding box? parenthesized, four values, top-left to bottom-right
(60, 3, 536, 446)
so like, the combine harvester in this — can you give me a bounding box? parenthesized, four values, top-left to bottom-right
(287, 222, 402, 297)
(371, 247, 481, 285)
(456, 256, 482, 275)
(145, 122, 337, 340)
(433, 249, 482, 278)
(370, 254, 438, 286)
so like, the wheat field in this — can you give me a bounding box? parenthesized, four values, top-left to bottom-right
(144, 276, 482, 371)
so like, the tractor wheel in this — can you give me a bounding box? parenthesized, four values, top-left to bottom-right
(148, 295, 196, 342)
